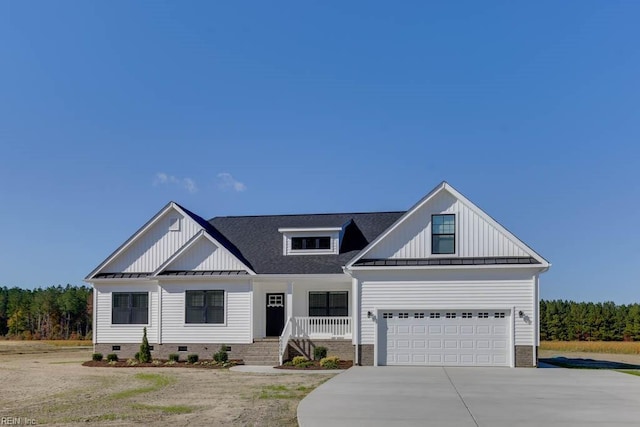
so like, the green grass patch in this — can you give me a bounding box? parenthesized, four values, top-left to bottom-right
(617, 370, 640, 377)
(110, 373, 175, 399)
(131, 403, 193, 414)
(258, 383, 320, 400)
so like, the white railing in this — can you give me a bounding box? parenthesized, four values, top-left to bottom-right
(278, 317, 293, 366)
(292, 316, 352, 339)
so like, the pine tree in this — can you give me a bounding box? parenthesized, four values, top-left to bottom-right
(139, 327, 152, 363)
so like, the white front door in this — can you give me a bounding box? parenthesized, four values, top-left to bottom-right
(380, 309, 510, 366)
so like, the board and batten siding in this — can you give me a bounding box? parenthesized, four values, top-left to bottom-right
(103, 209, 200, 273)
(164, 237, 247, 271)
(356, 270, 536, 347)
(160, 282, 252, 344)
(95, 283, 159, 343)
(366, 190, 530, 259)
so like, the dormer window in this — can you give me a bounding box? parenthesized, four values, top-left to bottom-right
(292, 237, 331, 250)
(279, 226, 344, 256)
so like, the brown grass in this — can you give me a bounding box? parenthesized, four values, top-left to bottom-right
(42, 339, 92, 347)
(540, 341, 640, 355)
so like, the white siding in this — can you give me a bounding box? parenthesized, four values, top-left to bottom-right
(160, 282, 252, 344)
(356, 269, 536, 347)
(366, 190, 529, 259)
(103, 209, 200, 273)
(95, 283, 159, 343)
(164, 237, 247, 271)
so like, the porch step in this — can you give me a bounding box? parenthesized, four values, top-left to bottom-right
(241, 339, 280, 366)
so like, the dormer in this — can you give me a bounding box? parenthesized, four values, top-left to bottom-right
(279, 223, 349, 255)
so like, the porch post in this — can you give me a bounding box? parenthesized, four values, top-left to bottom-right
(286, 281, 293, 322)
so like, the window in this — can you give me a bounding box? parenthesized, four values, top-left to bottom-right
(185, 290, 224, 324)
(309, 291, 348, 316)
(445, 312, 457, 319)
(414, 312, 425, 319)
(383, 312, 393, 319)
(112, 292, 148, 324)
(429, 312, 441, 319)
(462, 312, 472, 319)
(478, 312, 489, 319)
(398, 313, 409, 319)
(292, 237, 331, 250)
(432, 214, 455, 254)
(494, 312, 506, 318)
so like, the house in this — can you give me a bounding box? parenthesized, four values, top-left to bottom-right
(86, 182, 550, 367)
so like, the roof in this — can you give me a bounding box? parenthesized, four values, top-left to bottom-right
(209, 212, 405, 274)
(353, 257, 541, 267)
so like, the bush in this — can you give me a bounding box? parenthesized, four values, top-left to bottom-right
(292, 356, 308, 366)
(92, 353, 103, 362)
(139, 327, 152, 363)
(106, 353, 118, 362)
(187, 354, 199, 364)
(134, 352, 141, 361)
(168, 353, 180, 362)
(213, 345, 228, 363)
(313, 346, 328, 360)
(320, 356, 340, 369)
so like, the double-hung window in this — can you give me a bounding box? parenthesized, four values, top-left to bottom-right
(309, 291, 348, 317)
(185, 290, 224, 324)
(432, 214, 455, 254)
(112, 292, 148, 324)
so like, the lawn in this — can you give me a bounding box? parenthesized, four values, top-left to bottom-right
(540, 341, 640, 355)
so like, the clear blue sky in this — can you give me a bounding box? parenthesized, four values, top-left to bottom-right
(1, 1, 638, 303)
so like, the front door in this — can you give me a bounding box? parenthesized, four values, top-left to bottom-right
(265, 293, 285, 337)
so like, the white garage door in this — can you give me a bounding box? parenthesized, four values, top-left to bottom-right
(381, 310, 510, 367)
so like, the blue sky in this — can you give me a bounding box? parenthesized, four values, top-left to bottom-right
(1, 1, 638, 303)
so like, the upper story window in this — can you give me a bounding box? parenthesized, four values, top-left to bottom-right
(432, 214, 455, 254)
(291, 237, 331, 250)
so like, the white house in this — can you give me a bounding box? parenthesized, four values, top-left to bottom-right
(86, 182, 550, 367)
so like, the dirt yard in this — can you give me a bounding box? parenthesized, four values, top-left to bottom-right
(539, 348, 640, 367)
(0, 341, 336, 426)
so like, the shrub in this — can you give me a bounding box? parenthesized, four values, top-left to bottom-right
(134, 352, 141, 361)
(320, 356, 340, 369)
(92, 353, 103, 362)
(106, 353, 118, 362)
(213, 345, 228, 363)
(313, 346, 328, 360)
(139, 327, 152, 363)
(292, 356, 308, 366)
(187, 354, 199, 364)
(168, 353, 180, 362)
(126, 358, 138, 366)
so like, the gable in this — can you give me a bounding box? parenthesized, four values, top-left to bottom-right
(157, 233, 250, 273)
(100, 206, 201, 273)
(348, 183, 548, 267)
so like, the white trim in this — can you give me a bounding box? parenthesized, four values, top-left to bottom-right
(345, 182, 550, 269)
(348, 264, 547, 271)
(278, 227, 343, 233)
(157, 283, 162, 344)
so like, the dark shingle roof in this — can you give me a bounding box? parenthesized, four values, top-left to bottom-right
(209, 212, 405, 274)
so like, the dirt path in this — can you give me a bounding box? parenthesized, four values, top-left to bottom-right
(0, 342, 336, 426)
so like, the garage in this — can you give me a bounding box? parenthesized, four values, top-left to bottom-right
(379, 309, 511, 367)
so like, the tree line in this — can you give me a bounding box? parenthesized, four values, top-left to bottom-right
(0, 285, 92, 340)
(541, 299, 640, 341)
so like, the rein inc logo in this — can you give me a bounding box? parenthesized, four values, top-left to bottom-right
(0, 418, 36, 425)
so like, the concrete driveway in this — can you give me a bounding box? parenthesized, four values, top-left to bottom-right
(298, 366, 640, 426)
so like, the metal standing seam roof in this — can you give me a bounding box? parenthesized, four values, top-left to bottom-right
(352, 257, 541, 267)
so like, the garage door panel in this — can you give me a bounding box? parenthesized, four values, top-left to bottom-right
(383, 310, 510, 367)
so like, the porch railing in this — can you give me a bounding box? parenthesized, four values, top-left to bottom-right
(292, 316, 352, 339)
(278, 317, 293, 366)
